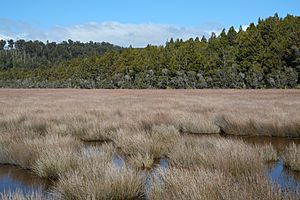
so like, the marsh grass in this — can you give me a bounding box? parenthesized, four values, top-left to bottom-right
(0, 89, 299, 199)
(173, 112, 220, 134)
(254, 143, 278, 162)
(169, 137, 265, 176)
(54, 160, 146, 200)
(282, 143, 300, 171)
(128, 153, 154, 170)
(34, 143, 115, 180)
(113, 126, 180, 170)
(69, 121, 121, 142)
(148, 167, 298, 200)
(1, 90, 299, 139)
(114, 126, 178, 159)
(216, 115, 300, 138)
(24, 121, 48, 136)
(33, 147, 79, 180)
(0, 190, 46, 200)
(0, 134, 81, 172)
(139, 112, 173, 131)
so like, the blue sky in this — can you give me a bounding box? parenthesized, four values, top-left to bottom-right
(1, 0, 299, 47)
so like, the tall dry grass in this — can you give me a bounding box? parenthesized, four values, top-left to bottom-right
(0, 89, 299, 199)
(169, 136, 265, 176)
(0, 190, 48, 200)
(111, 125, 180, 170)
(1, 89, 299, 140)
(282, 143, 300, 171)
(54, 157, 145, 200)
(253, 143, 278, 162)
(0, 134, 81, 170)
(34, 142, 115, 180)
(114, 125, 179, 157)
(148, 167, 298, 200)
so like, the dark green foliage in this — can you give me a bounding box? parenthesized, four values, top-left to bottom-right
(0, 14, 299, 89)
(0, 40, 6, 50)
(0, 40, 123, 70)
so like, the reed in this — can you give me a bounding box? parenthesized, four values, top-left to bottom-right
(254, 143, 278, 162)
(0, 190, 47, 200)
(54, 160, 145, 200)
(282, 143, 300, 171)
(0, 89, 299, 199)
(169, 137, 265, 176)
(149, 167, 298, 200)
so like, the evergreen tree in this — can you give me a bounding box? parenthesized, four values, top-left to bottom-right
(0, 14, 299, 89)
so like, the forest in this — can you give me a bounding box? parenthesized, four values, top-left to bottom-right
(0, 14, 299, 89)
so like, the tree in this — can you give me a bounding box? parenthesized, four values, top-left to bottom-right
(0, 14, 299, 89)
(7, 39, 14, 50)
(0, 40, 6, 50)
(227, 26, 237, 45)
(209, 32, 217, 41)
(15, 40, 26, 51)
(201, 36, 207, 43)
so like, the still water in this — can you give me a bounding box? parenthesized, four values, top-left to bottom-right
(0, 136, 299, 196)
(230, 135, 300, 189)
(0, 165, 50, 195)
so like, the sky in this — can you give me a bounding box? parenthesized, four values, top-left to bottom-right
(0, 0, 299, 47)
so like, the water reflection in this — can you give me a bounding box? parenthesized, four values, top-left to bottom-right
(224, 135, 300, 189)
(225, 135, 300, 154)
(145, 157, 169, 198)
(156, 157, 169, 171)
(267, 160, 300, 190)
(113, 154, 126, 169)
(0, 165, 50, 194)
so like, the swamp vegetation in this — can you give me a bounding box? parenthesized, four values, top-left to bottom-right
(0, 89, 299, 199)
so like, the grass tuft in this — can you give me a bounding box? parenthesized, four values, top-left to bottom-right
(282, 143, 300, 171)
(148, 167, 298, 200)
(253, 143, 278, 162)
(55, 161, 145, 200)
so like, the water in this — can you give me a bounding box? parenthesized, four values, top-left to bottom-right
(156, 157, 169, 170)
(0, 165, 50, 195)
(112, 154, 126, 168)
(1, 136, 298, 197)
(145, 157, 169, 199)
(85, 136, 300, 191)
(226, 135, 300, 189)
(231, 135, 300, 154)
(268, 160, 300, 189)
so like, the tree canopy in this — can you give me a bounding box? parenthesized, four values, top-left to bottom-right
(0, 14, 299, 89)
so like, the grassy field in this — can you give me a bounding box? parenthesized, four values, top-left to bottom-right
(0, 89, 299, 199)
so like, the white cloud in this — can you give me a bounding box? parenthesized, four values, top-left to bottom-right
(0, 18, 223, 47)
(234, 24, 249, 32)
(0, 34, 14, 40)
(241, 24, 249, 31)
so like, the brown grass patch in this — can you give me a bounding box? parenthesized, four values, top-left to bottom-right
(0, 89, 299, 198)
(148, 167, 298, 200)
(282, 143, 300, 171)
(169, 137, 265, 176)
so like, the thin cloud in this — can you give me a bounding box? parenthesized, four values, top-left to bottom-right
(0, 33, 14, 40)
(0, 18, 223, 47)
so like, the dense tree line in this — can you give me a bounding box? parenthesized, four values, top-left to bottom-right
(0, 14, 299, 89)
(0, 40, 123, 69)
